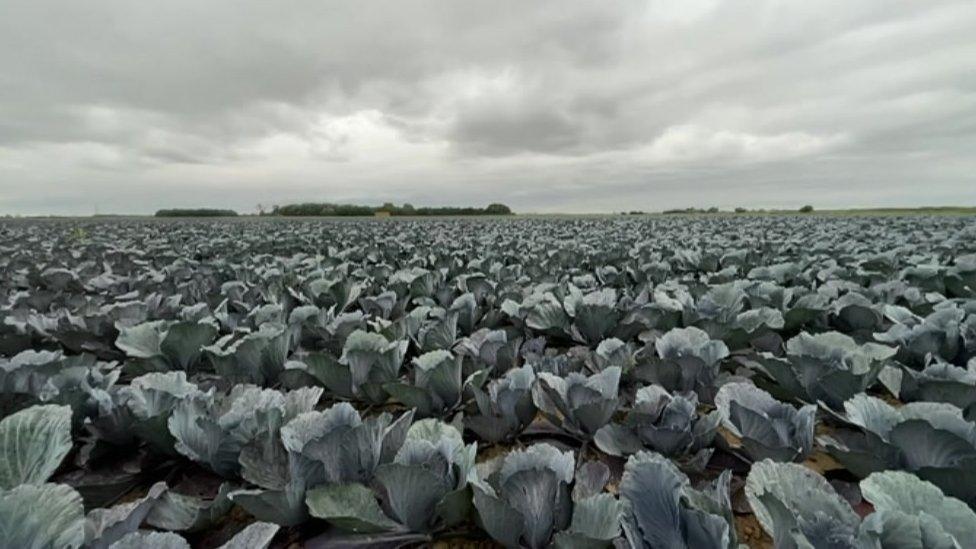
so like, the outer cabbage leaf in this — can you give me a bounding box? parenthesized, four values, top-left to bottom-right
(858, 470, 976, 548)
(147, 482, 236, 532)
(745, 460, 860, 549)
(108, 531, 190, 549)
(0, 482, 85, 549)
(715, 382, 815, 462)
(217, 521, 280, 549)
(620, 451, 734, 549)
(0, 404, 72, 488)
(306, 482, 401, 533)
(84, 481, 167, 549)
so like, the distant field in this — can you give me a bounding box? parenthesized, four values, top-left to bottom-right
(3, 214, 976, 548)
(4, 206, 976, 222)
(748, 206, 976, 216)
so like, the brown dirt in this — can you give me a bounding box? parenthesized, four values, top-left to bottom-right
(804, 451, 843, 474)
(432, 540, 502, 549)
(736, 514, 773, 549)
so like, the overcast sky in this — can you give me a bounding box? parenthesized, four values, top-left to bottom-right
(2, 1, 974, 215)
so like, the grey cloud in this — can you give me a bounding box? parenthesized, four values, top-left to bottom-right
(0, 0, 974, 214)
(450, 100, 582, 156)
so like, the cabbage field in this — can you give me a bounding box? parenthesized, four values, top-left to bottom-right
(3, 215, 976, 548)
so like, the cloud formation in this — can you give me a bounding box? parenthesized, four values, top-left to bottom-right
(1, 0, 974, 214)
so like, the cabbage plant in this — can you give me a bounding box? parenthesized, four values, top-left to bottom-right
(947, 253, 976, 297)
(471, 443, 623, 548)
(742, 331, 895, 409)
(455, 328, 522, 375)
(503, 291, 571, 338)
(564, 288, 620, 346)
(202, 323, 290, 385)
(683, 282, 747, 329)
(287, 305, 365, 354)
(884, 357, 976, 419)
(635, 327, 729, 399)
(685, 282, 785, 349)
(389, 266, 439, 300)
(746, 460, 976, 549)
(306, 276, 364, 313)
(0, 405, 84, 548)
(305, 330, 407, 404)
(874, 305, 966, 366)
(745, 460, 864, 548)
(403, 306, 460, 352)
(168, 386, 322, 477)
(465, 364, 537, 443)
(591, 338, 636, 373)
(619, 451, 736, 548)
(115, 319, 218, 373)
(821, 393, 976, 506)
(384, 350, 463, 417)
(117, 371, 202, 454)
(714, 382, 815, 463)
(305, 419, 475, 536)
(358, 290, 399, 320)
(613, 291, 683, 338)
(594, 384, 718, 468)
(829, 292, 883, 334)
(782, 291, 830, 332)
(534, 366, 621, 439)
(230, 402, 412, 525)
(448, 292, 483, 335)
(0, 350, 118, 425)
(858, 470, 976, 548)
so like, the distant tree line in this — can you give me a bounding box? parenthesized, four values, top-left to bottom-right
(659, 205, 815, 215)
(269, 202, 513, 216)
(662, 207, 722, 214)
(271, 203, 375, 216)
(155, 209, 238, 217)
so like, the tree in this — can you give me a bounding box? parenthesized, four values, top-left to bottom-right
(485, 203, 513, 215)
(799, 205, 814, 213)
(734, 207, 747, 213)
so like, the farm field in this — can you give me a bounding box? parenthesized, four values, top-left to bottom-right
(2, 215, 976, 548)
